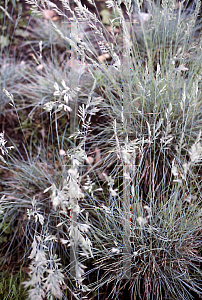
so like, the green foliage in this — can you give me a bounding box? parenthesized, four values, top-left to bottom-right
(0, 269, 27, 300)
(0, 0, 22, 54)
(0, 216, 13, 243)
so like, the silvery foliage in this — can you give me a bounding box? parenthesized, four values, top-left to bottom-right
(172, 130, 202, 184)
(22, 0, 202, 298)
(23, 234, 65, 300)
(0, 132, 13, 163)
(43, 80, 80, 113)
(38, 33, 102, 296)
(0, 90, 14, 161)
(0, 90, 14, 160)
(24, 149, 93, 298)
(0, 132, 13, 215)
(23, 147, 93, 298)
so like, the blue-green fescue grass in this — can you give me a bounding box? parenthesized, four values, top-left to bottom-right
(0, 0, 21, 56)
(1, 81, 97, 299)
(0, 0, 26, 114)
(36, 0, 202, 299)
(20, 16, 72, 52)
(0, 137, 87, 299)
(0, 58, 27, 115)
(15, 57, 78, 114)
(1, 0, 202, 299)
(84, 130, 202, 299)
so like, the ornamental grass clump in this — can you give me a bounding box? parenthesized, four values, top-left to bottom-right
(16, 57, 83, 116)
(84, 130, 202, 299)
(22, 16, 72, 53)
(29, 0, 202, 193)
(30, 0, 201, 298)
(0, 137, 94, 299)
(0, 147, 66, 265)
(1, 0, 202, 299)
(0, 58, 26, 114)
(33, 0, 202, 194)
(1, 81, 98, 298)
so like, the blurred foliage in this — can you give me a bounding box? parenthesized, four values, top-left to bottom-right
(0, 269, 27, 300)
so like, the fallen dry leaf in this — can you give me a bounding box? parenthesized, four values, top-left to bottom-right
(59, 149, 66, 156)
(98, 171, 108, 181)
(36, 64, 44, 71)
(95, 147, 101, 163)
(43, 9, 55, 20)
(97, 53, 111, 63)
(52, 16, 59, 21)
(86, 156, 94, 164)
